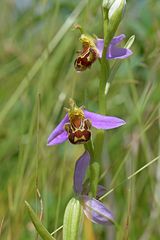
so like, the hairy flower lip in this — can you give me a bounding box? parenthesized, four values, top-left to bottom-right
(47, 109, 126, 146)
(74, 33, 132, 72)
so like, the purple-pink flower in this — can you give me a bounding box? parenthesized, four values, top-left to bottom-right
(74, 151, 114, 225)
(47, 101, 125, 146)
(74, 34, 132, 71)
(96, 34, 132, 59)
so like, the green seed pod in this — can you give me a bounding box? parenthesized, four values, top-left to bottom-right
(63, 198, 83, 240)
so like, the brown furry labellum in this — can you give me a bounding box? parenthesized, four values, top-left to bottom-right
(64, 103, 91, 144)
(74, 46, 98, 72)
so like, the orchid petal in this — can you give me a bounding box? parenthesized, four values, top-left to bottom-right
(83, 196, 114, 225)
(107, 43, 132, 59)
(47, 131, 68, 146)
(74, 151, 90, 195)
(109, 34, 126, 45)
(84, 110, 126, 130)
(47, 114, 69, 145)
(96, 34, 132, 59)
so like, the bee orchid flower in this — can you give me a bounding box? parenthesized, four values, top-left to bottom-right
(74, 34, 132, 71)
(74, 151, 114, 225)
(47, 100, 125, 146)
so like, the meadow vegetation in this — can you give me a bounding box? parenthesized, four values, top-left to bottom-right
(0, 0, 160, 239)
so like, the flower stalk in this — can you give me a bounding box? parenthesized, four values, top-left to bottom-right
(97, 0, 128, 167)
(97, 5, 111, 174)
(85, 140, 99, 197)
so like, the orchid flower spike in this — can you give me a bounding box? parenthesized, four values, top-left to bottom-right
(74, 33, 132, 71)
(47, 99, 125, 146)
(74, 151, 114, 225)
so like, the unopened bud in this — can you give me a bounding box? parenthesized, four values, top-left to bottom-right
(103, 0, 114, 10)
(103, 0, 126, 45)
(109, 0, 126, 19)
(63, 198, 83, 240)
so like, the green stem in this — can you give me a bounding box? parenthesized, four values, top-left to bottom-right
(99, 57, 110, 114)
(85, 139, 95, 162)
(99, 7, 111, 113)
(103, 7, 109, 47)
(96, 8, 110, 168)
(85, 141, 100, 197)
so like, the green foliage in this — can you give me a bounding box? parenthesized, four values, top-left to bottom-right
(0, 0, 160, 239)
(25, 201, 55, 240)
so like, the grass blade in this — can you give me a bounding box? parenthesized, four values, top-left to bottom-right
(25, 201, 56, 240)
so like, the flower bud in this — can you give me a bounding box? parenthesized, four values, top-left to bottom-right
(109, 0, 126, 19)
(103, 0, 126, 45)
(63, 198, 83, 240)
(102, 0, 114, 10)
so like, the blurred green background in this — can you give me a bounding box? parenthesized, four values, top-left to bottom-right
(0, 0, 160, 239)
